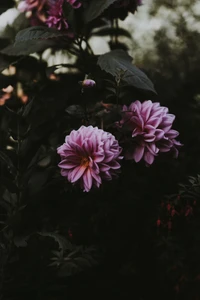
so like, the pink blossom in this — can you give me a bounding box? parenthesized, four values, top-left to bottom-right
(66, 0, 82, 9)
(18, 0, 47, 24)
(46, 0, 81, 30)
(117, 100, 182, 165)
(57, 126, 123, 192)
(46, 0, 69, 30)
(18, 0, 47, 12)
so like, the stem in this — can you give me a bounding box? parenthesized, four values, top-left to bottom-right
(16, 116, 21, 206)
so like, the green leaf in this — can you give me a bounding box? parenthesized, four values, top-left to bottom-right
(97, 49, 157, 94)
(65, 105, 85, 118)
(15, 26, 66, 42)
(0, 151, 17, 176)
(0, 39, 56, 56)
(83, 0, 118, 23)
(93, 27, 132, 39)
(38, 232, 74, 252)
(0, 26, 67, 56)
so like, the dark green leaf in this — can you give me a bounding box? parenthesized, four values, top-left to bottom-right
(0, 26, 67, 56)
(13, 235, 29, 247)
(83, 0, 118, 23)
(97, 49, 157, 94)
(15, 26, 66, 42)
(0, 151, 17, 176)
(0, 39, 56, 56)
(93, 27, 132, 38)
(66, 105, 85, 118)
(38, 232, 74, 251)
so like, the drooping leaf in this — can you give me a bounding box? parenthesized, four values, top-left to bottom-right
(38, 231, 74, 252)
(15, 26, 66, 42)
(0, 26, 67, 56)
(97, 49, 157, 94)
(0, 39, 56, 56)
(92, 27, 132, 39)
(65, 105, 85, 118)
(83, 0, 118, 23)
(13, 235, 29, 247)
(0, 151, 17, 176)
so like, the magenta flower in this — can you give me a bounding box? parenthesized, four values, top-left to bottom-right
(18, 0, 47, 24)
(117, 100, 182, 165)
(46, 0, 81, 30)
(46, 0, 69, 30)
(57, 126, 123, 192)
(18, 0, 47, 12)
(66, 0, 82, 9)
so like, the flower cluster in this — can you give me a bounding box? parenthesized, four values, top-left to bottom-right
(57, 101, 182, 191)
(117, 100, 182, 165)
(18, 0, 82, 29)
(57, 126, 123, 192)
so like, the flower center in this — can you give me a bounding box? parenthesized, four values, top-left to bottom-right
(80, 157, 90, 167)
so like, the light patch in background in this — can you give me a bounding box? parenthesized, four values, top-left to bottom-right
(0, 8, 20, 33)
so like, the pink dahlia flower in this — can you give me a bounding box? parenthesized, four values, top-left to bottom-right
(118, 100, 182, 165)
(57, 126, 123, 192)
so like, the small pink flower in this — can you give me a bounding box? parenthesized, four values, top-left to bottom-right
(18, 0, 47, 12)
(57, 126, 123, 192)
(66, 0, 82, 9)
(80, 79, 96, 88)
(117, 100, 182, 165)
(18, 0, 47, 24)
(46, 0, 69, 30)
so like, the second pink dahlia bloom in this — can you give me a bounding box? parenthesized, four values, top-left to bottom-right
(57, 126, 123, 192)
(117, 100, 182, 165)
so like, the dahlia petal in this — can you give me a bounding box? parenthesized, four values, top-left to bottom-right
(99, 163, 110, 172)
(147, 116, 162, 128)
(165, 129, 179, 139)
(58, 160, 78, 169)
(143, 133, 156, 142)
(70, 166, 86, 183)
(155, 129, 165, 141)
(133, 145, 145, 162)
(144, 152, 155, 165)
(141, 100, 152, 121)
(91, 169, 102, 184)
(83, 168, 93, 192)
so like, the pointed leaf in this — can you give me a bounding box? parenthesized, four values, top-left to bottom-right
(97, 49, 156, 94)
(83, 0, 118, 23)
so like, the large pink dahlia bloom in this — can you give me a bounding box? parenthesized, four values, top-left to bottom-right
(118, 100, 182, 165)
(57, 126, 123, 192)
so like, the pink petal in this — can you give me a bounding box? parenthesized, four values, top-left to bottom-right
(83, 168, 93, 192)
(70, 166, 86, 183)
(144, 152, 155, 165)
(133, 145, 145, 162)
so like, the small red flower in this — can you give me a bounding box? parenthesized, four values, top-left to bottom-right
(156, 218, 162, 227)
(68, 228, 73, 238)
(167, 203, 171, 211)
